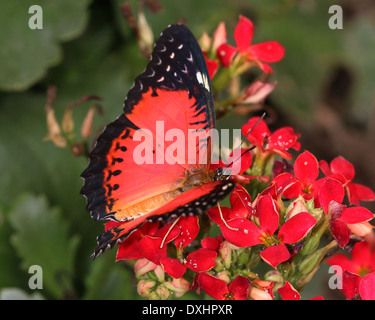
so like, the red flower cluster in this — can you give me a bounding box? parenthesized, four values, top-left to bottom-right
(202, 15, 285, 78)
(109, 114, 374, 300)
(101, 17, 375, 300)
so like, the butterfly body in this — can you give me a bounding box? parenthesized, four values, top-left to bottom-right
(81, 24, 235, 258)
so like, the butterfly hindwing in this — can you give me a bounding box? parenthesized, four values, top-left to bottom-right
(92, 180, 235, 258)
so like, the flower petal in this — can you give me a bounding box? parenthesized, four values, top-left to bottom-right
(204, 56, 219, 79)
(160, 257, 186, 279)
(241, 80, 276, 104)
(116, 230, 143, 260)
(294, 150, 319, 187)
(319, 160, 332, 176)
(267, 127, 301, 153)
(341, 271, 361, 299)
(198, 272, 228, 300)
(351, 241, 372, 266)
(229, 184, 254, 219)
(212, 21, 227, 52)
(326, 253, 357, 274)
(337, 206, 374, 224)
(217, 43, 237, 67)
(207, 206, 231, 225)
(226, 148, 252, 176)
(249, 41, 285, 62)
(260, 244, 290, 268)
(278, 212, 317, 244)
(228, 275, 251, 300)
(234, 15, 254, 52)
(185, 248, 217, 272)
(201, 237, 220, 251)
(241, 116, 271, 149)
(258, 194, 279, 236)
(330, 220, 351, 248)
(138, 235, 167, 264)
(273, 172, 302, 199)
(278, 281, 300, 300)
(319, 178, 345, 214)
(173, 216, 200, 248)
(348, 183, 375, 204)
(359, 272, 375, 300)
(330, 156, 355, 181)
(220, 218, 262, 247)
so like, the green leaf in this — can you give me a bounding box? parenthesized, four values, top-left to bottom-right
(8, 193, 80, 299)
(83, 250, 137, 300)
(0, 0, 92, 91)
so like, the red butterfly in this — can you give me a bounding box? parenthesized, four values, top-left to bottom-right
(81, 24, 235, 258)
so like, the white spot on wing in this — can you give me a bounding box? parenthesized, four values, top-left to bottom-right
(196, 71, 210, 92)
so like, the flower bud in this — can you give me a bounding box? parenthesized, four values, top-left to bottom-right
(135, 258, 157, 278)
(285, 196, 308, 219)
(240, 80, 276, 105)
(211, 22, 226, 53)
(164, 278, 190, 298)
(300, 214, 330, 256)
(137, 10, 154, 57)
(199, 32, 211, 52)
(249, 286, 273, 300)
(347, 221, 374, 238)
(299, 248, 326, 275)
(62, 107, 74, 135)
(137, 279, 156, 297)
(45, 104, 67, 148)
(80, 105, 96, 139)
(237, 247, 251, 267)
(218, 240, 232, 269)
(155, 284, 171, 300)
(216, 271, 231, 284)
(264, 270, 284, 285)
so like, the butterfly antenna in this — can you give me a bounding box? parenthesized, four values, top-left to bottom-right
(224, 146, 255, 170)
(223, 112, 266, 175)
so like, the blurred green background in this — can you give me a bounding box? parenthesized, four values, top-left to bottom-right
(0, 0, 374, 300)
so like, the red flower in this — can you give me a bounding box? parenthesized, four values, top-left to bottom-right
(326, 241, 375, 277)
(207, 185, 254, 225)
(327, 202, 373, 248)
(210, 194, 317, 268)
(114, 215, 219, 279)
(326, 241, 375, 299)
(241, 116, 301, 160)
(274, 151, 345, 212)
(217, 15, 285, 73)
(198, 273, 251, 300)
(319, 156, 375, 205)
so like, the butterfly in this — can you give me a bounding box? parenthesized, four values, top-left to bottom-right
(81, 24, 236, 259)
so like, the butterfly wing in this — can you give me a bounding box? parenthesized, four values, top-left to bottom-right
(92, 180, 234, 258)
(81, 24, 216, 223)
(81, 24, 234, 257)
